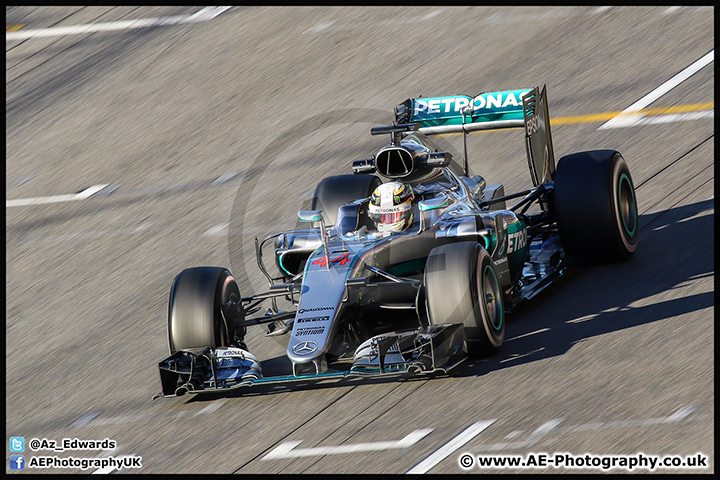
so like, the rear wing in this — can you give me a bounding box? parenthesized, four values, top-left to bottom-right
(394, 89, 531, 135)
(393, 85, 556, 186)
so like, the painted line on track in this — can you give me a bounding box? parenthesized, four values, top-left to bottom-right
(472, 407, 696, 453)
(406, 420, 496, 474)
(552, 102, 714, 126)
(7, 175, 36, 187)
(69, 411, 102, 428)
(6, 6, 232, 40)
(87, 447, 118, 474)
(436, 102, 714, 138)
(91, 453, 140, 475)
(499, 347, 545, 363)
(6, 184, 110, 207)
(469, 418, 564, 453)
(70, 401, 230, 428)
(305, 6, 708, 35)
(598, 50, 714, 129)
(7, 171, 239, 209)
(553, 407, 695, 435)
(195, 399, 229, 416)
(202, 223, 230, 237)
(304, 9, 445, 33)
(506, 328, 551, 342)
(262, 429, 433, 460)
(612, 110, 713, 127)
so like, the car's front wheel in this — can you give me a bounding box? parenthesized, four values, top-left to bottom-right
(167, 267, 244, 353)
(424, 242, 504, 358)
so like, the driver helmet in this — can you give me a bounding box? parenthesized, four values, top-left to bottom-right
(368, 181, 415, 234)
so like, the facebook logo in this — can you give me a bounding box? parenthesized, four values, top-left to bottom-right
(10, 436, 25, 452)
(10, 455, 25, 470)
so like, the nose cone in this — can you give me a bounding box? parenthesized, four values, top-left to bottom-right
(286, 252, 347, 366)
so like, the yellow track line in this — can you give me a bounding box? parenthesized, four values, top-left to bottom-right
(438, 102, 714, 135)
(552, 102, 714, 125)
(6, 24, 26, 32)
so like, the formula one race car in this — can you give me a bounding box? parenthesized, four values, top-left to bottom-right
(154, 85, 638, 398)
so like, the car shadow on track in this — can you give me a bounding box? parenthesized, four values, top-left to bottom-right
(458, 198, 714, 377)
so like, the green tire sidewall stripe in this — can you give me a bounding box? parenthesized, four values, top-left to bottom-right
(618, 172, 637, 237)
(483, 263, 503, 331)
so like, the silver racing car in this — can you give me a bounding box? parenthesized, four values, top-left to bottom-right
(154, 85, 638, 398)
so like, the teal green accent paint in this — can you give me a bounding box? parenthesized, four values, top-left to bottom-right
(481, 234, 490, 251)
(278, 252, 294, 276)
(298, 212, 322, 222)
(387, 257, 427, 277)
(483, 264, 503, 330)
(410, 89, 531, 128)
(419, 197, 449, 211)
(618, 173, 637, 237)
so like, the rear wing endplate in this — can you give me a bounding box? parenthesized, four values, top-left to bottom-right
(522, 85, 556, 186)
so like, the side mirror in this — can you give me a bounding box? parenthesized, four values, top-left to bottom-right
(298, 210, 330, 268)
(418, 193, 450, 212)
(298, 210, 324, 222)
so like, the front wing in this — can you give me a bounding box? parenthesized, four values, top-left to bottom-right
(155, 323, 466, 398)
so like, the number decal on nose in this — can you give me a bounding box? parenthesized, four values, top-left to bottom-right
(312, 252, 350, 268)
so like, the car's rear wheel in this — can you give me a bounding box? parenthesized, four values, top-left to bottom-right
(312, 174, 382, 226)
(553, 150, 638, 264)
(168, 267, 244, 353)
(424, 242, 504, 357)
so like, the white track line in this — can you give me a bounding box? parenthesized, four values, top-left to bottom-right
(202, 223, 230, 237)
(194, 399, 228, 416)
(6, 6, 231, 40)
(262, 429, 433, 460)
(554, 407, 695, 434)
(69, 411, 101, 428)
(7, 175, 36, 187)
(662, 6, 683, 15)
(629, 110, 713, 126)
(599, 50, 714, 129)
(406, 420, 496, 474)
(210, 171, 240, 185)
(599, 110, 714, 129)
(304, 9, 444, 33)
(89, 448, 118, 474)
(506, 328, 551, 342)
(91, 453, 141, 474)
(473, 418, 563, 452)
(7, 184, 109, 207)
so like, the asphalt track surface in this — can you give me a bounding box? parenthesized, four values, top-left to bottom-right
(6, 6, 714, 474)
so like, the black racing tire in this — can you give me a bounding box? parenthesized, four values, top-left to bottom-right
(168, 267, 241, 353)
(424, 242, 504, 358)
(553, 150, 638, 264)
(311, 174, 382, 226)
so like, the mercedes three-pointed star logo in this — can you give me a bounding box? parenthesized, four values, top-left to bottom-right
(292, 340, 318, 355)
